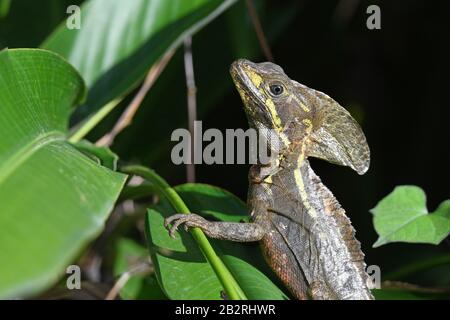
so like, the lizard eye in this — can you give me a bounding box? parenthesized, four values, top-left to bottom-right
(269, 84, 284, 96)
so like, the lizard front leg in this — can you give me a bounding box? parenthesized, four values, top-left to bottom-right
(164, 214, 266, 242)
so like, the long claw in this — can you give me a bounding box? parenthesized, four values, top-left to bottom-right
(169, 217, 188, 238)
(164, 213, 207, 239)
(164, 214, 193, 238)
(168, 224, 178, 239)
(164, 214, 185, 229)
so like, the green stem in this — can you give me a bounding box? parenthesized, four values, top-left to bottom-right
(383, 253, 450, 280)
(122, 165, 247, 300)
(69, 98, 122, 143)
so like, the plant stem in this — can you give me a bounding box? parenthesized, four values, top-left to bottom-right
(183, 36, 197, 183)
(245, 0, 274, 62)
(69, 98, 123, 143)
(121, 165, 247, 300)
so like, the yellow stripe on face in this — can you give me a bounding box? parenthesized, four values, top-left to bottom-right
(265, 97, 291, 148)
(246, 69, 263, 88)
(291, 94, 310, 112)
(245, 68, 290, 147)
(265, 98, 282, 128)
(244, 67, 283, 130)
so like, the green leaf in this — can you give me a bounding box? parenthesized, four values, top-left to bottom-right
(0, 49, 127, 298)
(146, 183, 289, 300)
(113, 238, 166, 300)
(41, 0, 239, 120)
(0, 0, 11, 19)
(72, 140, 119, 170)
(370, 185, 450, 247)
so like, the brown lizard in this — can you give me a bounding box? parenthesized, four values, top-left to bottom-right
(164, 59, 373, 300)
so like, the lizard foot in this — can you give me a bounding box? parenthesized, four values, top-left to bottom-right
(164, 213, 208, 239)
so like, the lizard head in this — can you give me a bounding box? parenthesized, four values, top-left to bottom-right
(230, 59, 305, 132)
(230, 59, 370, 175)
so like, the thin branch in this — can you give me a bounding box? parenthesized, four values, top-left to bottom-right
(105, 261, 152, 300)
(183, 36, 197, 183)
(96, 49, 176, 147)
(245, 0, 274, 62)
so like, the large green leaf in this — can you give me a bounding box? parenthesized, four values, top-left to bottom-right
(0, 49, 126, 298)
(370, 186, 450, 247)
(146, 183, 289, 300)
(42, 0, 239, 120)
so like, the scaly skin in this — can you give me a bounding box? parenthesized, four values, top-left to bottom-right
(165, 59, 373, 300)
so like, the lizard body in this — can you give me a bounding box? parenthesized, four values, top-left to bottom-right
(165, 59, 373, 300)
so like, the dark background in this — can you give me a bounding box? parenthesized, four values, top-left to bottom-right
(1, 0, 449, 287)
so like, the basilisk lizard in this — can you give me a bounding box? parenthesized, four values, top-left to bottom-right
(165, 59, 373, 300)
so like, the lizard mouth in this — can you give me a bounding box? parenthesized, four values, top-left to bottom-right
(230, 59, 261, 98)
(230, 59, 271, 122)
